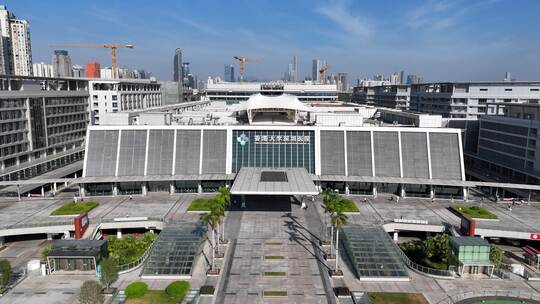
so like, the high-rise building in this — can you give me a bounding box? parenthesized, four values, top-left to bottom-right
(32, 62, 53, 77)
(292, 56, 297, 82)
(406, 74, 423, 84)
(399, 71, 405, 85)
(52, 50, 73, 77)
(182, 62, 190, 80)
(9, 18, 32, 76)
(85, 61, 100, 78)
(72, 65, 84, 77)
(173, 48, 182, 81)
(0, 6, 32, 76)
(337, 73, 348, 92)
(312, 59, 326, 83)
(0, 6, 12, 75)
(224, 64, 235, 82)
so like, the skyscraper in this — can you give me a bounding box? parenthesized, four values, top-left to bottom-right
(0, 6, 12, 75)
(291, 56, 297, 82)
(182, 62, 190, 80)
(9, 18, 32, 76)
(337, 73, 348, 92)
(224, 64, 235, 82)
(0, 5, 32, 76)
(312, 59, 326, 83)
(52, 50, 73, 77)
(400, 70, 405, 84)
(173, 48, 182, 81)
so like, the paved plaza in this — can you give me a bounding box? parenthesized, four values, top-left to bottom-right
(1, 193, 540, 303)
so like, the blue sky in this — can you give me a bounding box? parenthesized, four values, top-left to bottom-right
(3, 0, 540, 82)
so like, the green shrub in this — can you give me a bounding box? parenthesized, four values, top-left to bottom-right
(165, 281, 189, 299)
(0, 259, 11, 287)
(125, 281, 148, 299)
(199, 285, 215, 295)
(79, 280, 103, 304)
(107, 232, 157, 265)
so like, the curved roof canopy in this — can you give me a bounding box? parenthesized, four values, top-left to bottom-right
(245, 93, 311, 112)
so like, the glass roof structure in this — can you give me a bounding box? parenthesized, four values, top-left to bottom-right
(341, 225, 409, 280)
(141, 221, 206, 278)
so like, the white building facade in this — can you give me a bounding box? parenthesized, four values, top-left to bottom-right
(206, 82, 338, 103)
(89, 80, 162, 125)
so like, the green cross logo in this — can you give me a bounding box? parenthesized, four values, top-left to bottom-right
(237, 133, 249, 147)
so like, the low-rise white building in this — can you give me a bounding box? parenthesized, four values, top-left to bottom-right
(89, 79, 162, 125)
(205, 82, 338, 103)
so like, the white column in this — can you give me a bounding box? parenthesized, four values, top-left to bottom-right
(198, 183, 203, 194)
(117, 229, 122, 239)
(170, 183, 175, 195)
(393, 231, 398, 242)
(400, 185, 405, 198)
(345, 183, 350, 196)
(373, 185, 377, 198)
(47, 233, 53, 241)
(53, 183, 57, 194)
(430, 185, 435, 199)
(113, 185, 118, 196)
(463, 187, 468, 201)
(0, 236, 4, 245)
(41, 186, 45, 197)
(142, 183, 147, 196)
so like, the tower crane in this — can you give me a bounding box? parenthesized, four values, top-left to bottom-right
(319, 63, 331, 84)
(233, 56, 258, 83)
(49, 44, 135, 79)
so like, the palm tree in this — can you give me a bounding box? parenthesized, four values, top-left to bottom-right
(209, 200, 224, 255)
(331, 210, 348, 273)
(216, 186, 231, 242)
(323, 191, 341, 256)
(200, 205, 220, 272)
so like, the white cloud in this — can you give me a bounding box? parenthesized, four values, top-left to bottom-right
(315, 0, 371, 40)
(404, 0, 498, 31)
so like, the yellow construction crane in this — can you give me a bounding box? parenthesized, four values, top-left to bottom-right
(50, 44, 135, 79)
(319, 63, 331, 84)
(233, 55, 258, 83)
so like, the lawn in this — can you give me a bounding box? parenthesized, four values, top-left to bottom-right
(51, 201, 98, 215)
(340, 199, 359, 212)
(126, 290, 179, 304)
(187, 198, 214, 211)
(450, 205, 497, 219)
(369, 292, 429, 304)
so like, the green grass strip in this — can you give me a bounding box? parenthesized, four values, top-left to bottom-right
(450, 205, 497, 219)
(263, 291, 287, 297)
(265, 241, 282, 245)
(264, 256, 285, 260)
(51, 202, 98, 215)
(264, 271, 286, 276)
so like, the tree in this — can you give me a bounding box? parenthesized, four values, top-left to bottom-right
(200, 204, 220, 272)
(331, 210, 348, 272)
(216, 186, 231, 242)
(422, 234, 449, 262)
(0, 259, 11, 288)
(323, 190, 342, 256)
(490, 246, 503, 268)
(79, 280, 103, 304)
(41, 245, 52, 261)
(99, 258, 118, 291)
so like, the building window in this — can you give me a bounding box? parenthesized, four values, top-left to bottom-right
(112, 95, 117, 101)
(531, 88, 539, 92)
(92, 95, 98, 100)
(505, 88, 512, 91)
(479, 88, 488, 92)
